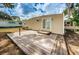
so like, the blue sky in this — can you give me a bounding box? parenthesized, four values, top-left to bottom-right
(0, 3, 66, 19)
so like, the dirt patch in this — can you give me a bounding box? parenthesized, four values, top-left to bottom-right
(64, 31, 79, 55)
(0, 32, 25, 55)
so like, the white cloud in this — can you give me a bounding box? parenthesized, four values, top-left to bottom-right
(14, 3, 25, 18)
(0, 3, 66, 19)
(0, 8, 4, 11)
(45, 3, 66, 14)
(14, 3, 43, 19)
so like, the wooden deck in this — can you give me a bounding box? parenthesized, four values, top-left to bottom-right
(7, 30, 68, 55)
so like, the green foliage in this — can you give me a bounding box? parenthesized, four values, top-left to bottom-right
(0, 11, 12, 20)
(63, 9, 67, 15)
(75, 3, 79, 7)
(65, 3, 79, 26)
(70, 9, 79, 26)
(2, 3, 15, 15)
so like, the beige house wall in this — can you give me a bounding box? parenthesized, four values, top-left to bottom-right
(24, 14, 64, 35)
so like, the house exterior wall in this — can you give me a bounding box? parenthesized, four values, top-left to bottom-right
(24, 14, 64, 35)
(50, 14, 64, 35)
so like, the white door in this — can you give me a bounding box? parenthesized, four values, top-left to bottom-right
(42, 18, 52, 31)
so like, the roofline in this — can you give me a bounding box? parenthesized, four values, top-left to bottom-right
(27, 13, 63, 20)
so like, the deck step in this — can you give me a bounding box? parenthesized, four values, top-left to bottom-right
(38, 30, 51, 35)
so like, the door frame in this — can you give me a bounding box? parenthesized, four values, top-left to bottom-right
(41, 17, 52, 31)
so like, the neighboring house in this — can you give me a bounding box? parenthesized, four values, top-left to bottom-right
(64, 20, 79, 33)
(0, 21, 21, 28)
(23, 14, 64, 35)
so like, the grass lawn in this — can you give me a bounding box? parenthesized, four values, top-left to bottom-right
(0, 28, 21, 32)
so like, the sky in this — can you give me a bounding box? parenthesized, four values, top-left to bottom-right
(0, 3, 66, 19)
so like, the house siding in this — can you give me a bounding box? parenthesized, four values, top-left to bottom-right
(24, 14, 64, 35)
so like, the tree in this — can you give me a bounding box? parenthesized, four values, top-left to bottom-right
(0, 11, 12, 20)
(2, 3, 22, 36)
(64, 3, 79, 26)
(3, 3, 14, 8)
(64, 3, 74, 17)
(2, 3, 15, 15)
(69, 4, 79, 26)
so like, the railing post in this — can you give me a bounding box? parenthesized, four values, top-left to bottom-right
(19, 27, 21, 36)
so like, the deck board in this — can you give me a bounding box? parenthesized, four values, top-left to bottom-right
(7, 30, 68, 55)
